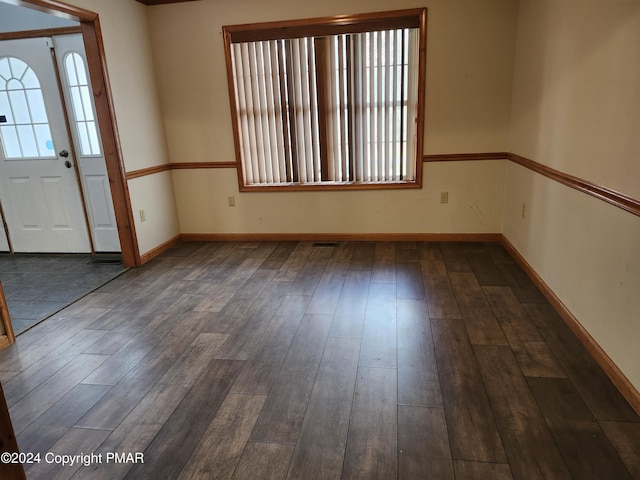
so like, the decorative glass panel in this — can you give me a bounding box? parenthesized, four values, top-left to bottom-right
(64, 53, 100, 156)
(0, 91, 13, 123)
(88, 124, 100, 152)
(21, 68, 39, 89)
(26, 90, 48, 124)
(0, 126, 21, 157)
(77, 122, 90, 154)
(0, 60, 10, 81)
(0, 57, 55, 159)
(70, 86, 84, 121)
(66, 56, 78, 85)
(34, 124, 55, 154)
(7, 78, 22, 90)
(80, 86, 94, 121)
(9, 90, 30, 124)
(9, 58, 27, 79)
(17, 124, 38, 157)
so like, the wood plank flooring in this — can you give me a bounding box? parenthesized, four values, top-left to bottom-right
(0, 241, 638, 480)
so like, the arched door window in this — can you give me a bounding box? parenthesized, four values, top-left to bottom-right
(0, 56, 55, 159)
(64, 52, 100, 156)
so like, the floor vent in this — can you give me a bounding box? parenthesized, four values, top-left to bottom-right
(313, 242, 338, 247)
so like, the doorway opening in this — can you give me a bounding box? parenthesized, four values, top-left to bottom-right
(0, 35, 121, 254)
(0, 0, 139, 343)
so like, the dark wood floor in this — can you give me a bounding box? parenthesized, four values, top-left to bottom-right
(0, 241, 638, 479)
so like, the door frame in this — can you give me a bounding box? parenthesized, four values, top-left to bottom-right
(0, 0, 141, 346)
(0, 0, 139, 266)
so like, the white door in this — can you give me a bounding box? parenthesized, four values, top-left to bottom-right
(0, 37, 91, 253)
(53, 34, 120, 252)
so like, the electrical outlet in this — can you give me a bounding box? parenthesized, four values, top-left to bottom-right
(521, 203, 526, 219)
(227, 195, 236, 207)
(440, 191, 449, 204)
(139, 209, 146, 222)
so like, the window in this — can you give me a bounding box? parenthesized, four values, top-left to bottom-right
(0, 56, 55, 159)
(223, 9, 426, 190)
(64, 52, 101, 156)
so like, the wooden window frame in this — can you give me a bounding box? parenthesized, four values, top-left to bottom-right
(223, 8, 427, 192)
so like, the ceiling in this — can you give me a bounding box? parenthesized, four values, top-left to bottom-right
(0, 2, 78, 34)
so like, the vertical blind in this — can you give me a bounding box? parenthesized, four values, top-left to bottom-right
(231, 28, 419, 186)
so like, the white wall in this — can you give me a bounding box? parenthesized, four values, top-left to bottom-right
(505, 0, 640, 389)
(146, 0, 518, 235)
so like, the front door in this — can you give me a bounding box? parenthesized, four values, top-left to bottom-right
(53, 34, 120, 252)
(0, 37, 91, 253)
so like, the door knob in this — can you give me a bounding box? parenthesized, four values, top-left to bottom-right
(65, 160, 72, 168)
(59, 150, 69, 157)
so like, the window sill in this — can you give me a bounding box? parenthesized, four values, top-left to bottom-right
(239, 180, 422, 192)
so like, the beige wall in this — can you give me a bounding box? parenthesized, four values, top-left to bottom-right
(173, 161, 506, 235)
(505, 0, 640, 388)
(129, 172, 180, 255)
(61, 0, 180, 256)
(146, 0, 518, 235)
